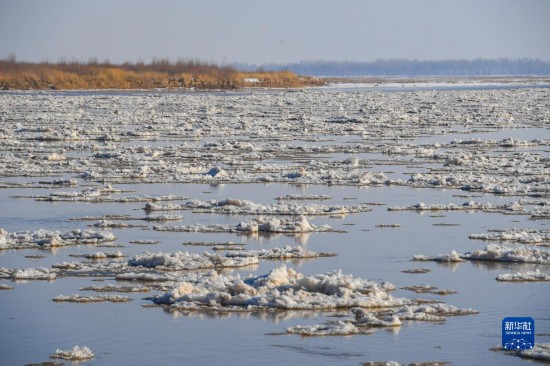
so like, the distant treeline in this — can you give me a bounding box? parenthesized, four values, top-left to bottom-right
(0, 57, 321, 90)
(234, 58, 550, 76)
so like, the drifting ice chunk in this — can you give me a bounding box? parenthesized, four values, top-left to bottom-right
(414, 245, 550, 264)
(275, 194, 331, 201)
(236, 216, 330, 233)
(51, 346, 94, 361)
(226, 245, 336, 259)
(145, 198, 369, 216)
(128, 251, 258, 270)
(496, 269, 550, 282)
(469, 228, 549, 244)
(394, 303, 478, 322)
(287, 321, 364, 336)
(518, 343, 550, 361)
(285, 304, 476, 336)
(80, 284, 150, 292)
(13, 267, 57, 280)
(413, 250, 466, 263)
(463, 244, 550, 264)
(388, 201, 525, 214)
(53, 294, 131, 303)
(0, 228, 116, 250)
(153, 265, 404, 310)
(0, 267, 57, 280)
(79, 251, 124, 259)
(154, 216, 334, 234)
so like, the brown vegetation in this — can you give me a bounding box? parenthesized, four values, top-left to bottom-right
(0, 58, 323, 90)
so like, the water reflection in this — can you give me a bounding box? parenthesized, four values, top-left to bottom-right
(166, 307, 324, 323)
(468, 260, 548, 272)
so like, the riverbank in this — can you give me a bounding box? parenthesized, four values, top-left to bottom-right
(0, 60, 323, 90)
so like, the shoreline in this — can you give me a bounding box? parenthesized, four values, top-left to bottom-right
(322, 75, 550, 84)
(0, 60, 323, 91)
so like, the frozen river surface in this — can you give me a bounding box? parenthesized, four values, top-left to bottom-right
(0, 85, 549, 365)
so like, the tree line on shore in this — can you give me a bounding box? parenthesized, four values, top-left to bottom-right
(235, 58, 550, 76)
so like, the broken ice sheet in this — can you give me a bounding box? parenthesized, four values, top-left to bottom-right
(53, 294, 131, 303)
(413, 245, 550, 264)
(154, 215, 337, 234)
(189, 198, 371, 216)
(401, 285, 457, 295)
(153, 265, 407, 311)
(388, 201, 526, 215)
(469, 228, 550, 245)
(129, 240, 161, 245)
(48, 250, 263, 279)
(0, 267, 56, 280)
(496, 269, 550, 282)
(225, 245, 336, 260)
(69, 251, 125, 259)
(412, 250, 466, 263)
(285, 305, 477, 336)
(0, 228, 116, 250)
(80, 284, 151, 293)
(275, 194, 331, 201)
(128, 251, 259, 271)
(492, 343, 550, 362)
(50, 346, 94, 361)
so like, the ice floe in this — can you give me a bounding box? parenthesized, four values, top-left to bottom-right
(286, 320, 369, 336)
(80, 284, 151, 292)
(154, 216, 335, 234)
(51, 346, 94, 361)
(414, 245, 550, 264)
(469, 228, 550, 244)
(144, 198, 371, 216)
(0, 228, 116, 250)
(388, 201, 526, 214)
(225, 245, 336, 259)
(464, 244, 550, 264)
(128, 251, 259, 270)
(29, 186, 188, 203)
(47, 250, 265, 278)
(53, 294, 131, 303)
(496, 269, 550, 282)
(413, 250, 466, 263)
(1, 85, 550, 363)
(285, 304, 477, 336)
(129, 240, 161, 245)
(0, 267, 56, 280)
(517, 343, 550, 361)
(69, 251, 125, 259)
(494, 343, 550, 362)
(401, 285, 457, 295)
(153, 265, 403, 311)
(1, 89, 548, 198)
(275, 194, 331, 201)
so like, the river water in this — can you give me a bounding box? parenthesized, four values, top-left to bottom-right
(0, 84, 548, 365)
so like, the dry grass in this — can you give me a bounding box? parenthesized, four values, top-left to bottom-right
(0, 59, 322, 90)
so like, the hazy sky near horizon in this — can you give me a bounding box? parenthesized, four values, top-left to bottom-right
(1, 0, 549, 64)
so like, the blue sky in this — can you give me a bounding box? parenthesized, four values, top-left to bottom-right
(1, 0, 549, 64)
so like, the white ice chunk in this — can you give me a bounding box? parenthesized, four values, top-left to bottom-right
(496, 269, 550, 282)
(51, 346, 94, 361)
